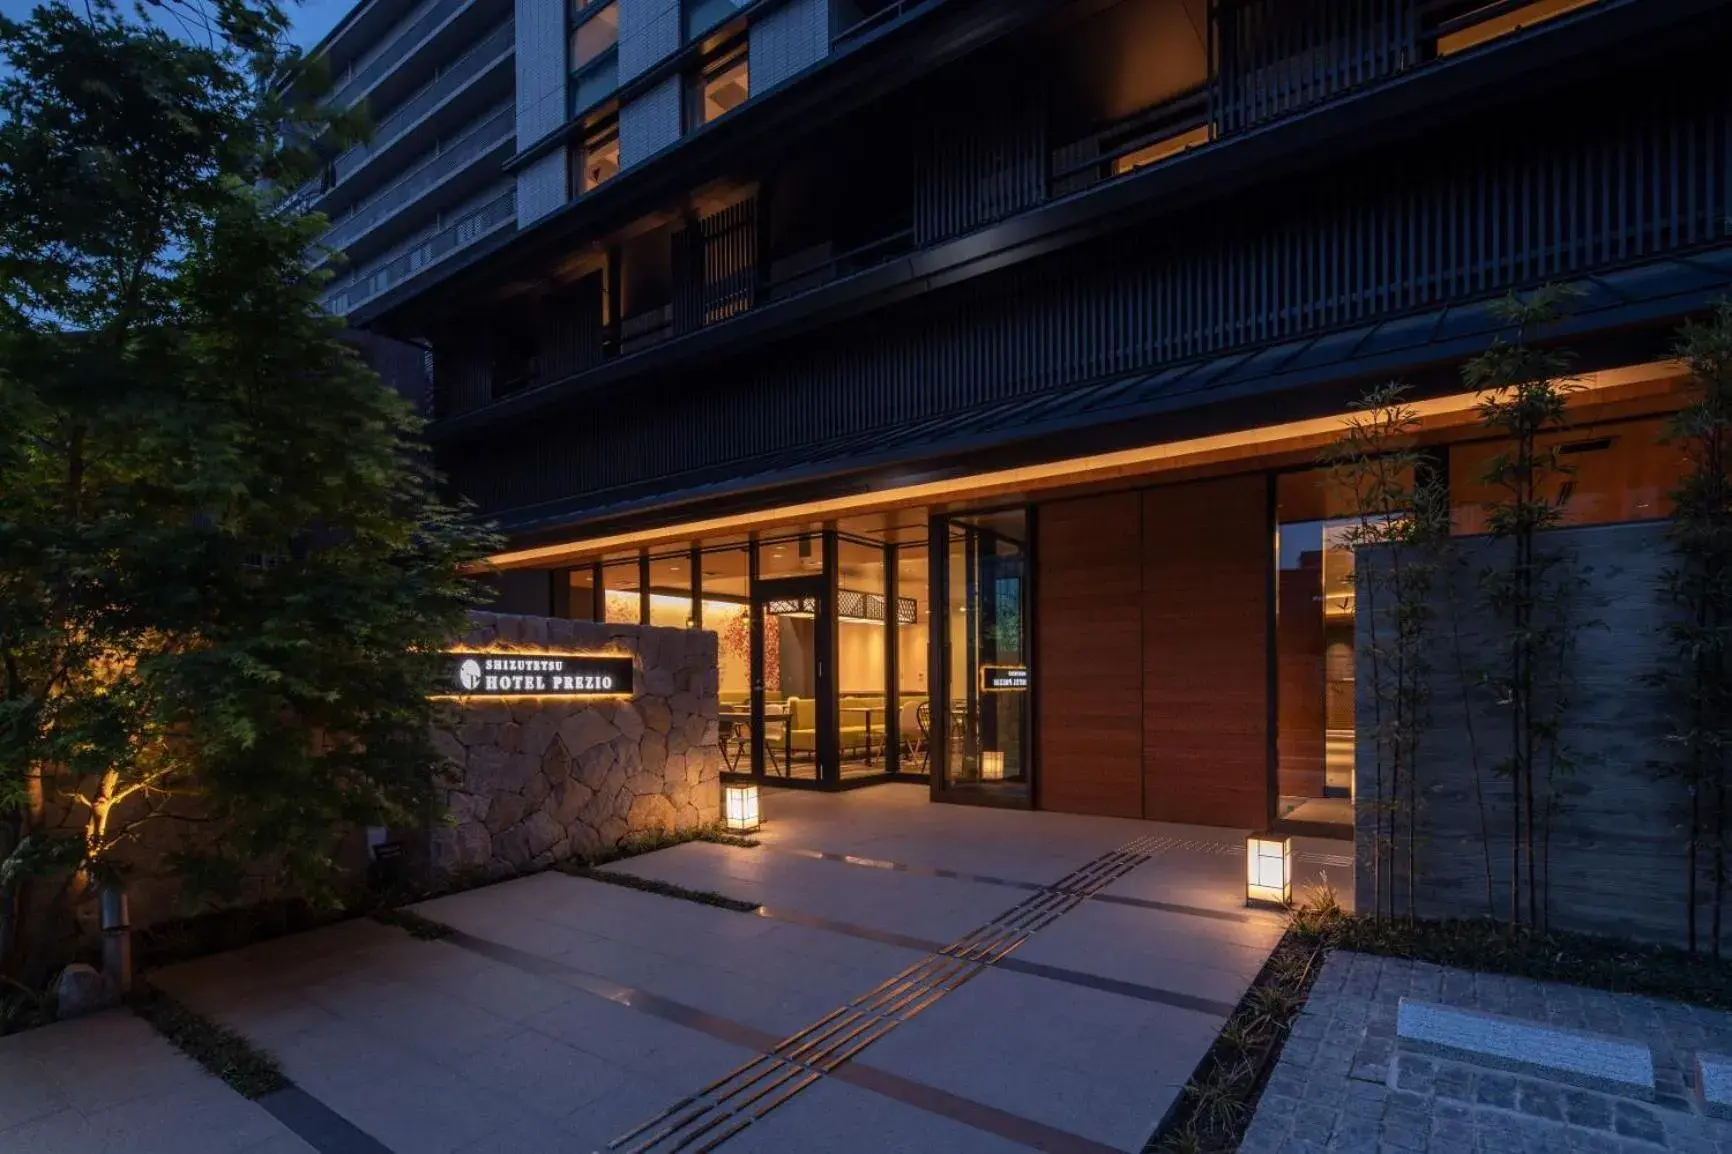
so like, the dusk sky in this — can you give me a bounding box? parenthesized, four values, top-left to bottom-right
(0, 0, 358, 49)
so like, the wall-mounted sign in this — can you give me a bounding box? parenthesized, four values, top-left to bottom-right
(980, 665, 1029, 692)
(442, 652, 633, 698)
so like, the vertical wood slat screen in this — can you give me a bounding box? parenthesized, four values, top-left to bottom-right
(674, 198, 758, 336)
(1211, 0, 1418, 136)
(535, 273, 606, 382)
(446, 80, 1732, 511)
(912, 76, 1046, 246)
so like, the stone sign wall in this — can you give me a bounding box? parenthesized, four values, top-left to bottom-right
(428, 612, 722, 878)
(1355, 522, 1691, 945)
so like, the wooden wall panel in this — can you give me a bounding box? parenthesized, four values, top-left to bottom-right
(1142, 476, 1271, 828)
(1037, 492, 1144, 818)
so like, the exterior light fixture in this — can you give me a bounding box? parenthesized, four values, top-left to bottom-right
(724, 783, 761, 833)
(980, 751, 1005, 781)
(1245, 832, 1292, 908)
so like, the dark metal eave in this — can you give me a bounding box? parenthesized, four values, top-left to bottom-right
(352, 0, 1061, 330)
(424, 0, 1724, 449)
(483, 246, 1732, 551)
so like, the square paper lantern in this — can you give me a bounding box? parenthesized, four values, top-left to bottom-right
(724, 783, 761, 833)
(1246, 832, 1292, 908)
(980, 750, 1005, 781)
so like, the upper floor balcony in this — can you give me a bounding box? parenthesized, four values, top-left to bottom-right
(318, 101, 515, 265)
(325, 182, 518, 316)
(325, 18, 514, 202)
(406, 0, 1720, 434)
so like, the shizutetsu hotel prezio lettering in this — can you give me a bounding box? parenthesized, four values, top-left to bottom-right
(442, 653, 633, 698)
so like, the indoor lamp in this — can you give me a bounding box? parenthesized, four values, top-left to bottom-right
(980, 751, 1005, 781)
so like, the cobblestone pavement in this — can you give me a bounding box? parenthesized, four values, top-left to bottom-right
(1241, 950, 1732, 1154)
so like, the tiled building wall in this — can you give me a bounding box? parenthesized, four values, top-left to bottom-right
(749, 0, 828, 92)
(620, 75, 683, 167)
(620, 0, 679, 81)
(515, 0, 566, 222)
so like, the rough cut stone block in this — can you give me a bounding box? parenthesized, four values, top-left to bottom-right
(1696, 1052, 1732, 1119)
(1396, 999, 1654, 1099)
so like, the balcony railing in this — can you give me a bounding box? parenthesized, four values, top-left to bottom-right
(324, 185, 515, 316)
(331, 19, 513, 187)
(319, 102, 513, 256)
(328, 0, 473, 111)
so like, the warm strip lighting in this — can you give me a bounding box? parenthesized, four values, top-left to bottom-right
(485, 362, 1681, 572)
(1436, 0, 1599, 56)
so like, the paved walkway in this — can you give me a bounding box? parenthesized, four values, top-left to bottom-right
(1243, 950, 1732, 1154)
(0, 1008, 313, 1154)
(141, 784, 1346, 1152)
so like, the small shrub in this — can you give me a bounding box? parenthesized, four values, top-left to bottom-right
(131, 985, 287, 1099)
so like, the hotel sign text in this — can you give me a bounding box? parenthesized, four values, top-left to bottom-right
(980, 665, 1030, 692)
(445, 653, 633, 697)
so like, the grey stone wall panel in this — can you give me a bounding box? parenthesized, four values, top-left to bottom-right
(1356, 522, 1691, 945)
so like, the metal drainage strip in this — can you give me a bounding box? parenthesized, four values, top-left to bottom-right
(608, 834, 1169, 1154)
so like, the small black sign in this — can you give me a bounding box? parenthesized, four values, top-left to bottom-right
(981, 665, 1030, 692)
(444, 652, 634, 697)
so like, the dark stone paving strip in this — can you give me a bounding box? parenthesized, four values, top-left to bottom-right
(756, 905, 1238, 1017)
(259, 1087, 393, 1154)
(436, 926, 1120, 1152)
(832, 1064, 1126, 1154)
(764, 844, 1252, 924)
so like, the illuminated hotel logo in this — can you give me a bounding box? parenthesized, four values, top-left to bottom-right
(980, 665, 1029, 692)
(442, 653, 634, 697)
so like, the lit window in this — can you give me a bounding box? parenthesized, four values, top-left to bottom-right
(689, 42, 748, 128)
(571, 2, 618, 71)
(578, 125, 619, 193)
(1112, 125, 1210, 176)
(1435, 0, 1599, 56)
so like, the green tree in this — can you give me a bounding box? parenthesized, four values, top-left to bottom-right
(1659, 301, 1732, 957)
(1323, 383, 1449, 922)
(0, 0, 494, 980)
(1463, 286, 1585, 934)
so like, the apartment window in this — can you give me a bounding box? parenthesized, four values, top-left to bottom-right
(570, 1, 619, 115)
(573, 120, 620, 194)
(685, 39, 748, 130)
(684, 0, 746, 41)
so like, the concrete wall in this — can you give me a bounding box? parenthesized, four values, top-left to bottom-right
(1354, 521, 1692, 945)
(428, 612, 722, 878)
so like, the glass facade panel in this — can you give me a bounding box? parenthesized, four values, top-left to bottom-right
(943, 510, 1030, 795)
(837, 537, 887, 776)
(571, 3, 618, 70)
(1449, 416, 1683, 535)
(897, 542, 932, 776)
(646, 551, 692, 629)
(1275, 470, 1357, 830)
(684, 0, 746, 40)
(568, 565, 598, 621)
(602, 554, 640, 623)
(689, 45, 748, 127)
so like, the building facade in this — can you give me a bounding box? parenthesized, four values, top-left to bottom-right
(320, 0, 1732, 841)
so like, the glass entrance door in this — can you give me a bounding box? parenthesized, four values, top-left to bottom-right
(752, 576, 836, 783)
(933, 510, 1032, 803)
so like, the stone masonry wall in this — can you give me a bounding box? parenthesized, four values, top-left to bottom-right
(1354, 522, 1692, 945)
(428, 612, 722, 878)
